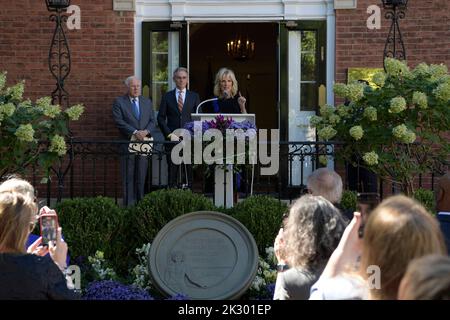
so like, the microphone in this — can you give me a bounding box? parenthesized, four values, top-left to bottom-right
(196, 97, 218, 114)
(223, 90, 229, 98)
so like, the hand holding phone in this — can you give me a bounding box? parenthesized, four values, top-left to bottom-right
(39, 206, 59, 246)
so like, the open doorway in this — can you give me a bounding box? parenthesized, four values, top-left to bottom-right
(188, 23, 278, 130)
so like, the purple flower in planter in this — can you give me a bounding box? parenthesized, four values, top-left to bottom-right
(166, 293, 190, 300)
(83, 280, 154, 300)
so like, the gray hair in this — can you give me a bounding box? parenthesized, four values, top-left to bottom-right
(283, 194, 346, 268)
(124, 76, 141, 87)
(307, 168, 343, 204)
(173, 67, 189, 77)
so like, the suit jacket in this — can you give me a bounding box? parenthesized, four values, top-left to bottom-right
(112, 95, 161, 141)
(157, 89, 200, 138)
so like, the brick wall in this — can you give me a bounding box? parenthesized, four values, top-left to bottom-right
(0, 0, 134, 139)
(335, 0, 450, 192)
(335, 0, 450, 85)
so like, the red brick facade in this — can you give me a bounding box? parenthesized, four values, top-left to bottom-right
(0, 0, 134, 139)
(336, 0, 450, 84)
(0, 0, 448, 196)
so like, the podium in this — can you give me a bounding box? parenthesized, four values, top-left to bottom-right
(191, 113, 255, 208)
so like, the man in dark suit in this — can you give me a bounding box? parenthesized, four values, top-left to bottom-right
(158, 67, 200, 188)
(112, 76, 162, 206)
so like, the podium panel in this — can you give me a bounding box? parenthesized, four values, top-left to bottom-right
(192, 113, 256, 208)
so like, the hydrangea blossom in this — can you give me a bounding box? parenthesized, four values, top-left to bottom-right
(0, 102, 15, 118)
(65, 104, 85, 120)
(15, 124, 34, 142)
(318, 125, 337, 140)
(389, 96, 407, 113)
(412, 91, 428, 109)
(384, 58, 410, 76)
(372, 72, 386, 87)
(433, 80, 450, 102)
(392, 124, 416, 144)
(349, 125, 364, 141)
(363, 106, 377, 121)
(363, 151, 378, 166)
(49, 134, 67, 156)
(6, 82, 24, 101)
(346, 83, 365, 102)
(42, 104, 61, 118)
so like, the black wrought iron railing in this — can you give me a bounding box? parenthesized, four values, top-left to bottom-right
(30, 139, 443, 207)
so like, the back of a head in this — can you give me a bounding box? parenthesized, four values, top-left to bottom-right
(361, 195, 447, 299)
(306, 168, 343, 204)
(0, 191, 37, 253)
(398, 254, 450, 300)
(283, 194, 346, 269)
(0, 177, 35, 200)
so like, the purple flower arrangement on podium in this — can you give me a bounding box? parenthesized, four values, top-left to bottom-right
(183, 114, 257, 174)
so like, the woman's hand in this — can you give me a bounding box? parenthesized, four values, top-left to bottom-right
(48, 227, 68, 271)
(237, 91, 247, 113)
(27, 237, 49, 256)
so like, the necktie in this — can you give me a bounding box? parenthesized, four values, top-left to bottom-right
(132, 98, 140, 120)
(177, 91, 183, 113)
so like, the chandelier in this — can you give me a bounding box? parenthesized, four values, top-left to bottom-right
(226, 35, 255, 61)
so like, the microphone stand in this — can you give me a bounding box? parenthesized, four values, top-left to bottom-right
(196, 97, 218, 114)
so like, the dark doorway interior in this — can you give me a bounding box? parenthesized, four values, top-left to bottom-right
(189, 23, 278, 130)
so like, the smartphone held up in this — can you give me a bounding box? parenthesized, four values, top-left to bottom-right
(39, 206, 59, 246)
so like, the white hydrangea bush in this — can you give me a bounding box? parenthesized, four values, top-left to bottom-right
(311, 58, 450, 195)
(0, 71, 84, 179)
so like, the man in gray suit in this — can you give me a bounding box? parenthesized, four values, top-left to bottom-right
(158, 67, 200, 188)
(112, 76, 161, 205)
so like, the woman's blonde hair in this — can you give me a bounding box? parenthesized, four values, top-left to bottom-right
(0, 191, 37, 253)
(283, 194, 347, 269)
(213, 68, 238, 98)
(0, 177, 35, 200)
(360, 195, 447, 300)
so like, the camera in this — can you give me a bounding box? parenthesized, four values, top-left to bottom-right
(357, 193, 380, 238)
(39, 206, 59, 245)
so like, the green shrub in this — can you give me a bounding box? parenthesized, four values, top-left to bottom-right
(131, 189, 215, 243)
(340, 190, 358, 212)
(413, 188, 436, 215)
(55, 197, 124, 269)
(231, 195, 288, 255)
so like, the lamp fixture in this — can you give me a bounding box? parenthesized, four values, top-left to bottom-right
(45, 0, 71, 11)
(226, 35, 255, 61)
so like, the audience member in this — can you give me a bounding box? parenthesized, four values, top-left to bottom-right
(273, 195, 347, 300)
(310, 195, 446, 300)
(436, 172, 450, 254)
(398, 254, 450, 300)
(0, 190, 77, 299)
(307, 168, 351, 221)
